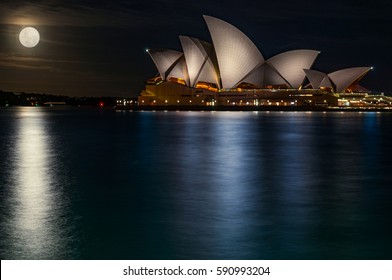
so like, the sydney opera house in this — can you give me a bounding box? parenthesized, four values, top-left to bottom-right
(138, 16, 390, 108)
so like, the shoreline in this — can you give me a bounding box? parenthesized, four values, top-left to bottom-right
(3, 105, 392, 112)
(123, 105, 392, 112)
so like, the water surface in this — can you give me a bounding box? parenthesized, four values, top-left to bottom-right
(1, 107, 391, 259)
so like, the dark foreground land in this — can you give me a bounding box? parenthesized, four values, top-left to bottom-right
(0, 90, 135, 107)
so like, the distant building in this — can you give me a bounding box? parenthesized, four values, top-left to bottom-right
(115, 98, 137, 109)
(139, 16, 390, 108)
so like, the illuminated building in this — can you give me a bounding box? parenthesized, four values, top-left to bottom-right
(139, 16, 388, 108)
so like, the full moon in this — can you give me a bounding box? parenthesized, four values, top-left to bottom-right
(19, 27, 40, 48)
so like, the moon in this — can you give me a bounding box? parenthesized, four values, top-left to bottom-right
(19, 27, 40, 48)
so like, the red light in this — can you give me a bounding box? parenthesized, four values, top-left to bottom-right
(100, 102, 104, 107)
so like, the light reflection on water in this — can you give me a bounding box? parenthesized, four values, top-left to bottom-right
(0, 108, 392, 259)
(1, 108, 73, 259)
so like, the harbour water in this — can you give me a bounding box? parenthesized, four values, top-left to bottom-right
(1, 107, 391, 259)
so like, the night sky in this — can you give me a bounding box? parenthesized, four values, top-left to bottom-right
(0, 0, 391, 97)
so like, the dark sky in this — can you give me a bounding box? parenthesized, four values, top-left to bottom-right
(0, 0, 391, 97)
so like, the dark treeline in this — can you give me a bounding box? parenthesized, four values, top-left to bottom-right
(0, 90, 133, 107)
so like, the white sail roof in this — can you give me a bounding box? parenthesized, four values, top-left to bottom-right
(303, 69, 327, 89)
(267, 50, 320, 88)
(203, 15, 264, 89)
(239, 63, 264, 88)
(328, 67, 372, 92)
(146, 17, 373, 94)
(179, 36, 220, 87)
(147, 49, 183, 80)
(319, 76, 334, 89)
(240, 63, 288, 88)
(263, 63, 290, 87)
(167, 56, 189, 85)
